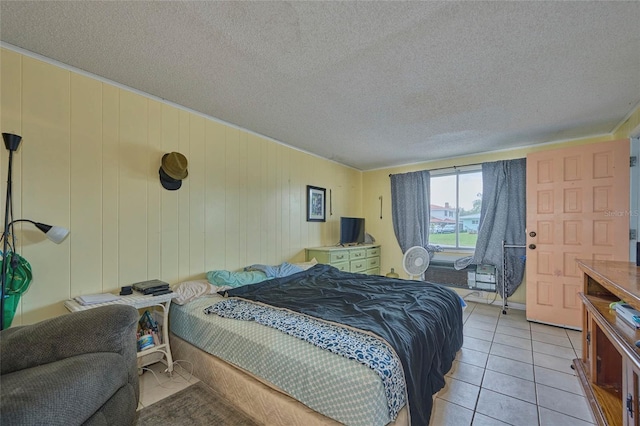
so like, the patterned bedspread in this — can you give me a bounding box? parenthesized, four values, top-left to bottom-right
(206, 299, 406, 420)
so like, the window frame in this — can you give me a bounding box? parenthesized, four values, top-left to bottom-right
(429, 165, 482, 251)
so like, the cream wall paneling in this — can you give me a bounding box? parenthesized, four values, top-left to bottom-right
(0, 48, 362, 325)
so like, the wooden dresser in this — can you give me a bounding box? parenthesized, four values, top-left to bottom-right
(305, 244, 381, 275)
(575, 260, 640, 426)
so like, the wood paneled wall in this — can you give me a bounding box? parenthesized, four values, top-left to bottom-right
(0, 49, 362, 325)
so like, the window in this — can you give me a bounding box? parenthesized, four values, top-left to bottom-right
(429, 168, 482, 249)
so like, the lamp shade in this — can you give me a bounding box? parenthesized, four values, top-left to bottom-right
(8, 220, 70, 244)
(2, 133, 22, 152)
(33, 222, 69, 244)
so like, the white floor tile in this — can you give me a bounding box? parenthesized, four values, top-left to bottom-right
(536, 384, 593, 423)
(492, 333, 532, 351)
(490, 342, 533, 364)
(464, 326, 495, 342)
(436, 377, 480, 410)
(476, 388, 539, 426)
(530, 322, 570, 337)
(468, 313, 499, 325)
(495, 324, 531, 339)
(472, 305, 503, 315)
(566, 329, 582, 340)
(532, 340, 578, 360)
(534, 366, 584, 396)
(502, 308, 527, 318)
(538, 407, 595, 426)
(430, 398, 474, 426)
(533, 352, 575, 375)
(481, 370, 536, 404)
(467, 320, 498, 332)
(566, 329, 584, 352)
(472, 413, 512, 426)
(456, 348, 490, 368)
(463, 336, 493, 353)
(498, 317, 531, 331)
(447, 360, 486, 386)
(485, 355, 534, 381)
(531, 331, 573, 348)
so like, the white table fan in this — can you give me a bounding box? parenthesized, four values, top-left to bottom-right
(402, 246, 430, 280)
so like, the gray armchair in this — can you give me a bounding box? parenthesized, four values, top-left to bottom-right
(0, 304, 140, 425)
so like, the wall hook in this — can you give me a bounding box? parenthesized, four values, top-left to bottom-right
(329, 189, 333, 216)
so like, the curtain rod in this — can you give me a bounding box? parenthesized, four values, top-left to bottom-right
(389, 162, 483, 177)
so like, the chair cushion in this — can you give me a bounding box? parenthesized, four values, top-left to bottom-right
(1, 352, 129, 426)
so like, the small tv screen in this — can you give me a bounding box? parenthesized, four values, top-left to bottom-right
(340, 217, 365, 245)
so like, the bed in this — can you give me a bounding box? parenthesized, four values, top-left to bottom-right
(169, 264, 463, 426)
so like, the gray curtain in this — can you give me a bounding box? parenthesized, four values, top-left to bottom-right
(472, 158, 527, 297)
(390, 170, 430, 253)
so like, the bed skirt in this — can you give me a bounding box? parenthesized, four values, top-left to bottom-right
(170, 333, 410, 426)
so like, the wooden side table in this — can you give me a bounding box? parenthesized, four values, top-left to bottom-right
(64, 291, 176, 374)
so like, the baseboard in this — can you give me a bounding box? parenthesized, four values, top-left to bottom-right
(463, 296, 525, 311)
(453, 288, 525, 311)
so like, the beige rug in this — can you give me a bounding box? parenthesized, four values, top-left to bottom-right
(136, 381, 260, 426)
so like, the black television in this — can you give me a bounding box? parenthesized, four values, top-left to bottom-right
(340, 217, 365, 246)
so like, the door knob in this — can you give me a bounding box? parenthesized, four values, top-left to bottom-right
(529, 231, 536, 237)
(529, 244, 537, 250)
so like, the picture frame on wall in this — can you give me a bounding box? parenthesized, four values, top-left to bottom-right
(306, 185, 326, 222)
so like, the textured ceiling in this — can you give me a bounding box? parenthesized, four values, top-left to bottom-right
(1, 1, 639, 170)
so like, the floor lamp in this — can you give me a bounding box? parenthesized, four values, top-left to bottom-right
(1, 133, 69, 330)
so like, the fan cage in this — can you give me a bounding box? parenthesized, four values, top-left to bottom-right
(403, 247, 430, 276)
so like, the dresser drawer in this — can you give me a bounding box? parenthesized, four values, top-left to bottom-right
(305, 245, 380, 271)
(366, 247, 380, 258)
(349, 249, 366, 260)
(350, 259, 367, 273)
(367, 257, 380, 269)
(330, 251, 349, 264)
(333, 261, 350, 272)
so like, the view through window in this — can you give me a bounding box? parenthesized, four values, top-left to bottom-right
(429, 169, 483, 249)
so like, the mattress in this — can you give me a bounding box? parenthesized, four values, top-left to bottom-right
(170, 295, 398, 426)
(220, 264, 464, 425)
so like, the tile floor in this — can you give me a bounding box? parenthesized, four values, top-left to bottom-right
(139, 301, 593, 425)
(432, 301, 593, 426)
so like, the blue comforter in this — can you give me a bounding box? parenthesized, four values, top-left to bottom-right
(220, 264, 464, 425)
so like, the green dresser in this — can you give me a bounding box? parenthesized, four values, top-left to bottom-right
(305, 245, 381, 275)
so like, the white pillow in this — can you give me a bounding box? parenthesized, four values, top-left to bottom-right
(171, 280, 230, 305)
(292, 257, 318, 271)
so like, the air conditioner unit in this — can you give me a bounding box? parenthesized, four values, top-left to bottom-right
(469, 264, 496, 292)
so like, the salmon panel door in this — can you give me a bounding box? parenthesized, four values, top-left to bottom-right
(526, 139, 630, 328)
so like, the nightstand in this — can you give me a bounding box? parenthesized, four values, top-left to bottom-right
(64, 291, 176, 374)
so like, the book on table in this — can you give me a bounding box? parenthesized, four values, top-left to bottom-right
(131, 279, 170, 295)
(614, 303, 640, 329)
(75, 293, 121, 305)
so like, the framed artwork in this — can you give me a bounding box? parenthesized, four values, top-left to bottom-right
(306, 185, 326, 222)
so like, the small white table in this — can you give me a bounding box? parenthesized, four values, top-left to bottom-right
(64, 291, 176, 374)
